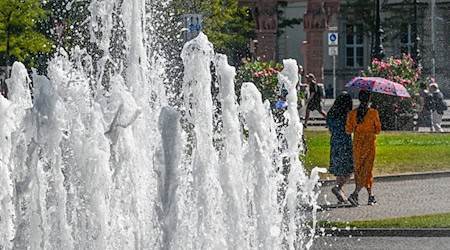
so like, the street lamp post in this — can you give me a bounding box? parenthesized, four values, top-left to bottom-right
(374, 0, 385, 60)
(412, 0, 422, 68)
(431, 0, 436, 77)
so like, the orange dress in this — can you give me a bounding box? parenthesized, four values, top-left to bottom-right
(345, 108, 381, 189)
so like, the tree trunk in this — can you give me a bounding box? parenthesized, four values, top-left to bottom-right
(5, 12, 11, 79)
(5, 34, 10, 79)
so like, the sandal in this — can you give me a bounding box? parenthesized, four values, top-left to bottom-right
(368, 195, 377, 205)
(348, 193, 359, 207)
(332, 186, 347, 203)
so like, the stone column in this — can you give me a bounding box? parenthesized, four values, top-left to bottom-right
(256, 31, 277, 61)
(302, 0, 339, 83)
(239, 0, 295, 61)
(303, 31, 324, 82)
(254, 1, 278, 61)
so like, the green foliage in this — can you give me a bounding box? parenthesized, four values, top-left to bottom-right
(32, 0, 91, 74)
(277, 2, 302, 36)
(383, 0, 417, 43)
(0, 0, 52, 67)
(205, 0, 254, 55)
(41, 1, 90, 51)
(339, 0, 376, 38)
(362, 54, 421, 130)
(303, 130, 330, 173)
(236, 58, 283, 104)
(320, 212, 450, 228)
(303, 130, 450, 176)
(172, 0, 255, 62)
(339, 0, 388, 57)
(340, 0, 420, 59)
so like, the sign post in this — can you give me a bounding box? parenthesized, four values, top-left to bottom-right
(328, 32, 338, 46)
(183, 14, 202, 42)
(333, 54, 336, 99)
(328, 32, 338, 99)
(54, 23, 66, 55)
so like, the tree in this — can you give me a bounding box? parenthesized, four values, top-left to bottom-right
(170, 0, 255, 64)
(0, 0, 52, 77)
(175, 1, 300, 63)
(34, 0, 91, 74)
(363, 54, 420, 130)
(147, 0, 256, 107)
(340, 0, 419, 60)
(339, 0, 377, 59)
(277, 1, 302, 37)
(202, 0, 255, 63)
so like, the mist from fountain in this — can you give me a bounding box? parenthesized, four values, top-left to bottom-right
(0, 1, 325, 249)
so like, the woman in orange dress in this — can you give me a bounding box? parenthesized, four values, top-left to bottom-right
(345, 90, 381, 206)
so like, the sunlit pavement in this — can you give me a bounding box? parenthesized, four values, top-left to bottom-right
(303, 100, 450, 222)
(317, 175, 450, 222)
(311, 174, 450, 248)
(298, 99, 450, 246)
(311, 237, 450, 250)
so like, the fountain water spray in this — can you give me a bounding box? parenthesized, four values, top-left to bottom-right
(0, 1, 325, 249)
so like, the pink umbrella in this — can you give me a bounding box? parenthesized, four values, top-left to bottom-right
(345, 77, 411, 98)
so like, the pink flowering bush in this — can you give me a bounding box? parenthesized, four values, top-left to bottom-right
(362, 54, 421, 130)
(236, 58, 283, 104)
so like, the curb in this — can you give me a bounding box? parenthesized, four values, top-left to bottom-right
(320, 228, 450, 237)
(319, 170, 450, 186)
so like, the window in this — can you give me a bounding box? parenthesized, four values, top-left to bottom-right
(400, 24, 413, 55)
(345, 25, 364, 67)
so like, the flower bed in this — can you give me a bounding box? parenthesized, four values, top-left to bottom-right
(236, 58, 284, 105)
(361, 54, 421, 130)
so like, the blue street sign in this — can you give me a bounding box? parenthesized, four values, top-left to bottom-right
(330, 34, 336, 41)
(328, 32, 338, 45)
(183, 14, 202, 42)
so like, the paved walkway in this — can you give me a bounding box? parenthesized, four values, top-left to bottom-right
(310, 174, 450, 249)
(316, 174, 450, 222)
(311, 237, 450, 250)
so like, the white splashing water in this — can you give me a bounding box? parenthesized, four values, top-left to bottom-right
(0, 1, 325, 249)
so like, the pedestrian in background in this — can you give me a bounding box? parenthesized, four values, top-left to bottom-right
(1, 79, 8, 99)
(414, 82, 433, 132)
(326, 84, 334, 98)
(297, 65, 304, 87)
(304, 73, 326, 128)
(326, 91, 354, 204)
(296, 65, 308, 114)
(430, 83, 446, 132)
(346, 90, 381, 206)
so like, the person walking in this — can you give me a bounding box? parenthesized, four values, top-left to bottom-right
(414, 82, 433, 131)
(430, 83, 446, 132)
(297, 65, 304, 88)
(296, 65, 307, 112)
(326, 92, 354, 204)
(304, 73, 326, 128)
(345, 90, 381, 206)
(1, 79, 7, 98)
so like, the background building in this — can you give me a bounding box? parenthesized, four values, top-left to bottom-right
(278, 0, 449, 97)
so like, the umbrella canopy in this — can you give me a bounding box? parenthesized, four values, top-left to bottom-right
(345, 77, 411, 98)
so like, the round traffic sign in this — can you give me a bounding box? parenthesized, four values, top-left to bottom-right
(330, 34, 337, 42)
(328, 32, 338, 45)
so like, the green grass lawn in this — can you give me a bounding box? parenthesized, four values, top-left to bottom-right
(303, 131, 450, 177)
(318, 212, 450, 229)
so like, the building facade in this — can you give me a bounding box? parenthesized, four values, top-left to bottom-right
(279, 0, 450, 97)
